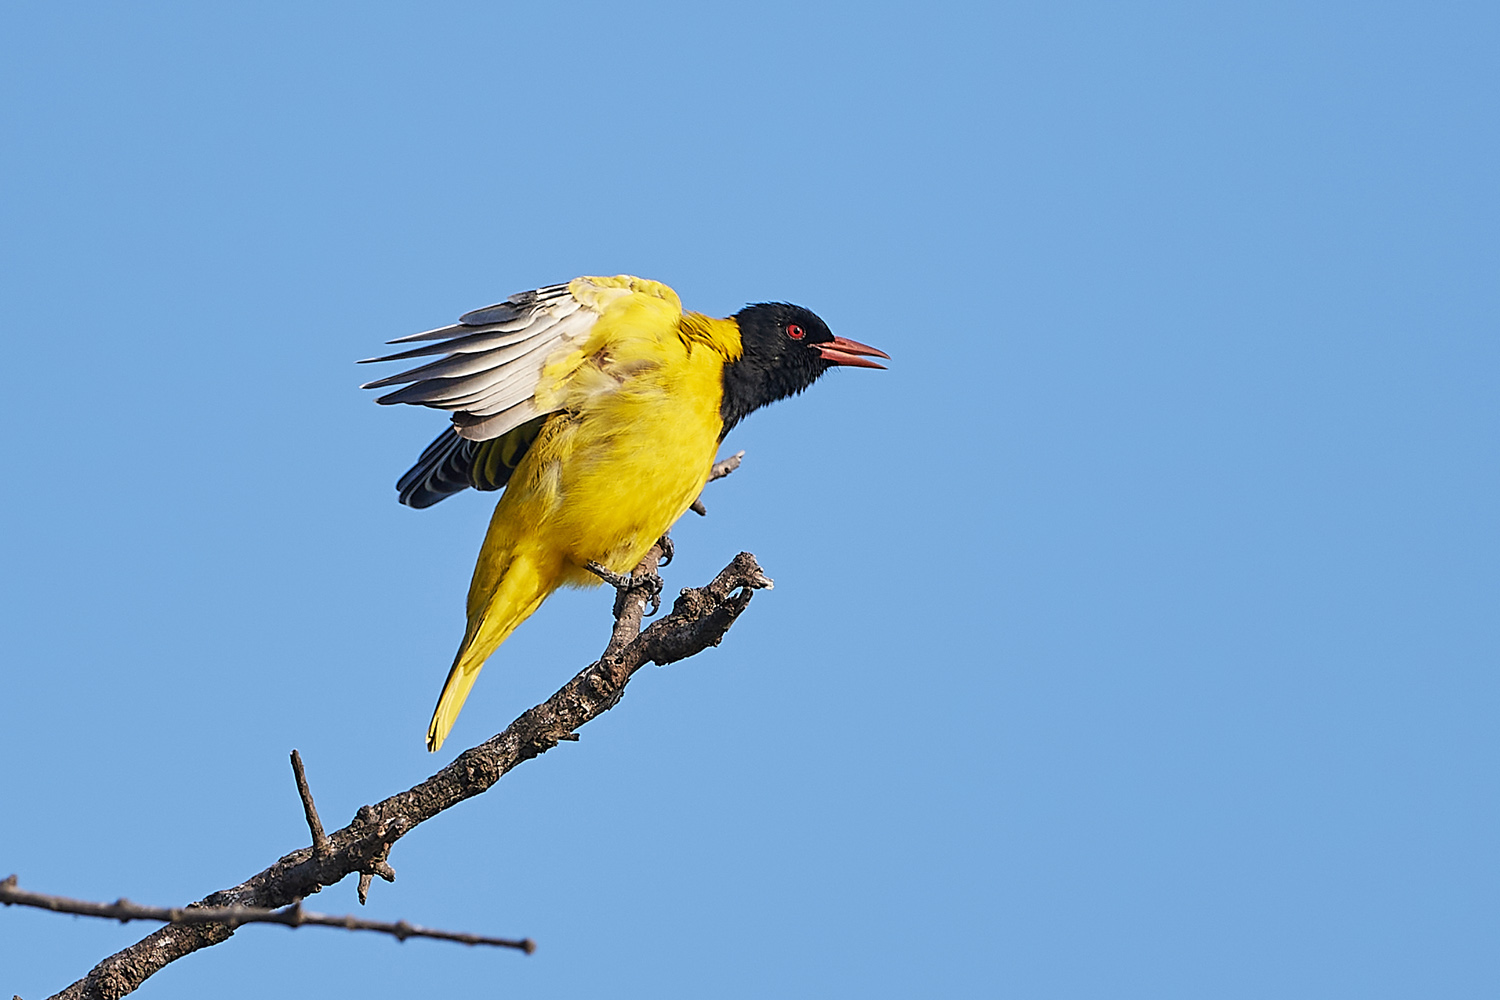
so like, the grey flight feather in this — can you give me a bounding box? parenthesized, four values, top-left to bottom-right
(361, 280, 599, 440)
(361, 328, 558, 390)
(358, 323, 559, 366)
(457, 283, 570, 326)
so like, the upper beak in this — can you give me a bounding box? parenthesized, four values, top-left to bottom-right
(816, 335, 890, 370)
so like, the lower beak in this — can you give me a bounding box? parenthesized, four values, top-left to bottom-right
(816, 336, 890, 370)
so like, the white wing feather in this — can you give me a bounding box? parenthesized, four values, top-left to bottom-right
(360, 284, 599, 442)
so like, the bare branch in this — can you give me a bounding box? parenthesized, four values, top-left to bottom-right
(46, 550, 773, 1000)
(600, 543, 664, 654)
(691, 450, 744, 516)
(0, 875, 533, 953)
(355, 860, 395, 906)
(709, 450, 744, 482)
(289, 751, 330, 859)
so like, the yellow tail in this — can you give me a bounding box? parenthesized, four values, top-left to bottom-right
(426, 551, 556, 752)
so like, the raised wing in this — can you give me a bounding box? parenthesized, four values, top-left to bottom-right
(359, 282, 597, 442)
(364, 275, 685, 507)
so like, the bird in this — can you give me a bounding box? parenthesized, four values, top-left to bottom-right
(361, 275, 888, 751)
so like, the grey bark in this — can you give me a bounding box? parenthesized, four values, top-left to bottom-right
(44, 550, 772, 1000)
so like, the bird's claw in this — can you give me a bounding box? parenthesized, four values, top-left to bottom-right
(657, 533, 674, 567)
(586, 560, 665, 617)
(640, 572, 664, 616)
(585, 561, 635, 590)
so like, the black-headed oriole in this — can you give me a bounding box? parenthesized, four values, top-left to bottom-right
(362, 275, 887, 750)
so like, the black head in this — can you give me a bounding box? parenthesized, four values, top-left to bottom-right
(719, 302, 887, 436)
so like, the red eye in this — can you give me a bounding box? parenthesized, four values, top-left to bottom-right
(786, 323, 805, 340)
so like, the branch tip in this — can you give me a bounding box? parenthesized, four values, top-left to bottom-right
(690, 448, 745, 518)
(708, 450, 745, 482)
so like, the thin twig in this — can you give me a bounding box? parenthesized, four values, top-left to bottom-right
(47, 550, 773, 1000)
(355, 860, 395, 906)
(289, 751, 330, 859)
(708, 450, 744, 482)
(692, 450, 745, 516)
(0, 876, 532, 953)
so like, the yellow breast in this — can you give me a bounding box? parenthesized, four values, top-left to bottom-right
(481, 302, 741, 587)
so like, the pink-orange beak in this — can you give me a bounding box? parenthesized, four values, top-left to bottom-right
(816, 335, 890, 370)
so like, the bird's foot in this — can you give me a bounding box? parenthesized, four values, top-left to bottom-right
(641, 571, 664, 616)
(656, 532, 674, 567)
(586, 560, 665, 616)
(585, 561, 634, 590)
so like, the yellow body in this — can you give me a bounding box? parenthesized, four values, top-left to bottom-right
(426, 277, 744, 751)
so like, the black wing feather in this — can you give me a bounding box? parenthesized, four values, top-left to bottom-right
(395, 415, 550, 509)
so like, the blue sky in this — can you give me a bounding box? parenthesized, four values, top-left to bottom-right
(2, 2, 1497, 997)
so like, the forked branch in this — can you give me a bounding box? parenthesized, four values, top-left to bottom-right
(42, 536, 772, 1000)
